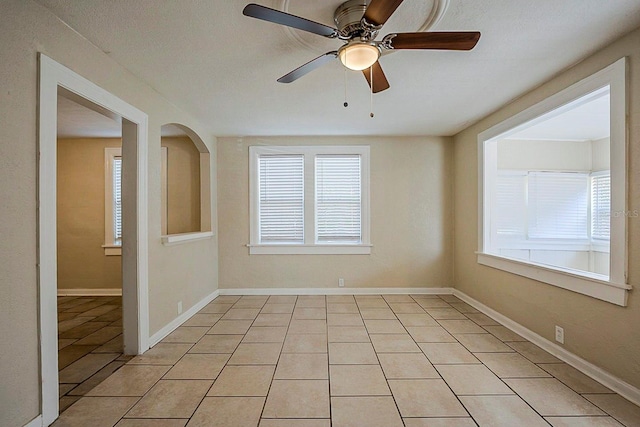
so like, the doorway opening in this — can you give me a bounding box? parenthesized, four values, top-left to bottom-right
(55, 92, 129, 413)
(38, 54, 149, 425)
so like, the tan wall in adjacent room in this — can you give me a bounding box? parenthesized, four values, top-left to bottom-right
(57, 138, 122, 290)
(162, 136, 201, 234)
(453, 27, 640, 388)
(218, 135, 454, 290)
(57, 137, 202, 291)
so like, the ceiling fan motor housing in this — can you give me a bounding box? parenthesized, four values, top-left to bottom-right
(334, 0, 374, 39)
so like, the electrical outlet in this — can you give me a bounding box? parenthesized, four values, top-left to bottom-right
(555, 325, 564, 344)
(338, 278, 345, 287)
(177, 301, 183, 315)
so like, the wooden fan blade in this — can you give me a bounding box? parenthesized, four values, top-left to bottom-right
(243, 4, 338, 38)
(362, 61, 390, 93)
(363, 0, 404, 27)
(389, 32, 481, 50)
(277, 52, 338, 83)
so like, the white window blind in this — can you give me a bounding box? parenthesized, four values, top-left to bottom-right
(315, 155, 362, 243)
(113, 157, 122, 243)
(258, 155, 304, 244)
(528, 172, 589, 239)
(495, 173, 527, 239)
(591, 172, 611, 240)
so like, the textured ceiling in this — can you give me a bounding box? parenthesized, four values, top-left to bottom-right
(510, 93, 610, 141)
(40, 0, 640, 137)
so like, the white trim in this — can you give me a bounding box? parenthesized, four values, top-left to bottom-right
(218, 287, 454, 296)
(149, 290, 219, 347)
(452, 289, 640, 407)
(248, 244, 372, 255)
(38, 54, 149, 426)
(162, 231, 214, 246)
(160, 146, 168, 235)
(23, 415, 42, 427)
(477, 252, 629, 306)
(477, 57, 628, 305)
(57, 288, 122, 297)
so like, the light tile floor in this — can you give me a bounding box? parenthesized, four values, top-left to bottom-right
(53, 294, 640, 426)
(57, 296, 130, 413)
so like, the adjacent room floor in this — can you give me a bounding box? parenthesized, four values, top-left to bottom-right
(57, 296, 130, 413)
(54, 294, 640, 426)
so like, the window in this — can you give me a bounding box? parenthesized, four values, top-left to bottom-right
(478, 58, 629, 306)
(249, 145, 370, 255)
(315, 155, 362, 244)
(104, 147, 122, 255)
(258, 154, 304, 244)
(591, 171, 610, 240)
(527, 172, 589, 240)
(495, 171, 591, 242)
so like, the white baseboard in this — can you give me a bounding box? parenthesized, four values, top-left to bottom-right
(23, 415, 42, 427)
(148, 289, 220, 347)
(218, 287, 455, 296)
(453, 289, 640, 407)
(57, 288, 122, 296)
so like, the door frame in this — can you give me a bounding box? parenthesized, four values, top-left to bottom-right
(38, 54, 149, 426)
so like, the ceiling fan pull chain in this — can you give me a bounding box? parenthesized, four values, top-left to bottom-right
(370, 66, 374, 118)
(344, 67, 349, 107)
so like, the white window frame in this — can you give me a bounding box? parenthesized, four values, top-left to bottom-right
(477, 57, 630, 306)
(103, 147, 122, 255)
(249, 145, 371, 255)
(106, 147, 170, 255)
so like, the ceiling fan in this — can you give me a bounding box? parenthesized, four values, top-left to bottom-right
(243, 0, 481, 93)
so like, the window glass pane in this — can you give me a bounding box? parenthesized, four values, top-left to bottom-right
(495, 173, 527, 240)
(258, 155, 304, 243)
(591, 173, 610, 240)
(113, 157, 122, 243)
(528, 172, 589, 239)
(315, 155, 361, 243)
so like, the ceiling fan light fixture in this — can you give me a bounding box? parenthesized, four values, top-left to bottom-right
(338, 42, 380, 71)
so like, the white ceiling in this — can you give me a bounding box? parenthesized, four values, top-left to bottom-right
(509, 92, 610, 141)
(57, 95, 187, 138)
(41, 0, 640, 138)
(57, 95, 121, 138)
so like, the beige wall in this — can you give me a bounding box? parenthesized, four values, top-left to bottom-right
(218, 136, 454, 290)
(453, 27, 640, 388)
(57, 138, 123, 290)
(0, 1, 218, 425)
(497, 139, 593, 170)
(57, 137, 202, 290)
(162, 136, 201, 234)
(592, 137, 611, 171)
(497, 138, 611, 172)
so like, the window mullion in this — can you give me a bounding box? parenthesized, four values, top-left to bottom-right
(304, 153, 315, 245)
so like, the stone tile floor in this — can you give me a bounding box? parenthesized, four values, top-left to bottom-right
(57, 296, 130, 413)
(54, 294, 640, 426)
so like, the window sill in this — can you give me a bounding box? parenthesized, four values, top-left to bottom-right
(162, 231, 214, 246)
(476, 252, 630, 306)
(102, 245, 121, 256)
(248, 244, 372, 255)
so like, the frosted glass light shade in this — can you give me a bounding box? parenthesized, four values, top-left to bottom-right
(339, 43, 380, 71)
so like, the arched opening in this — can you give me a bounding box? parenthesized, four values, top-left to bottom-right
(160, 124, 212, 242)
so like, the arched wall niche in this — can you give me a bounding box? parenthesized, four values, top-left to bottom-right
(160, 123, 212, 241)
